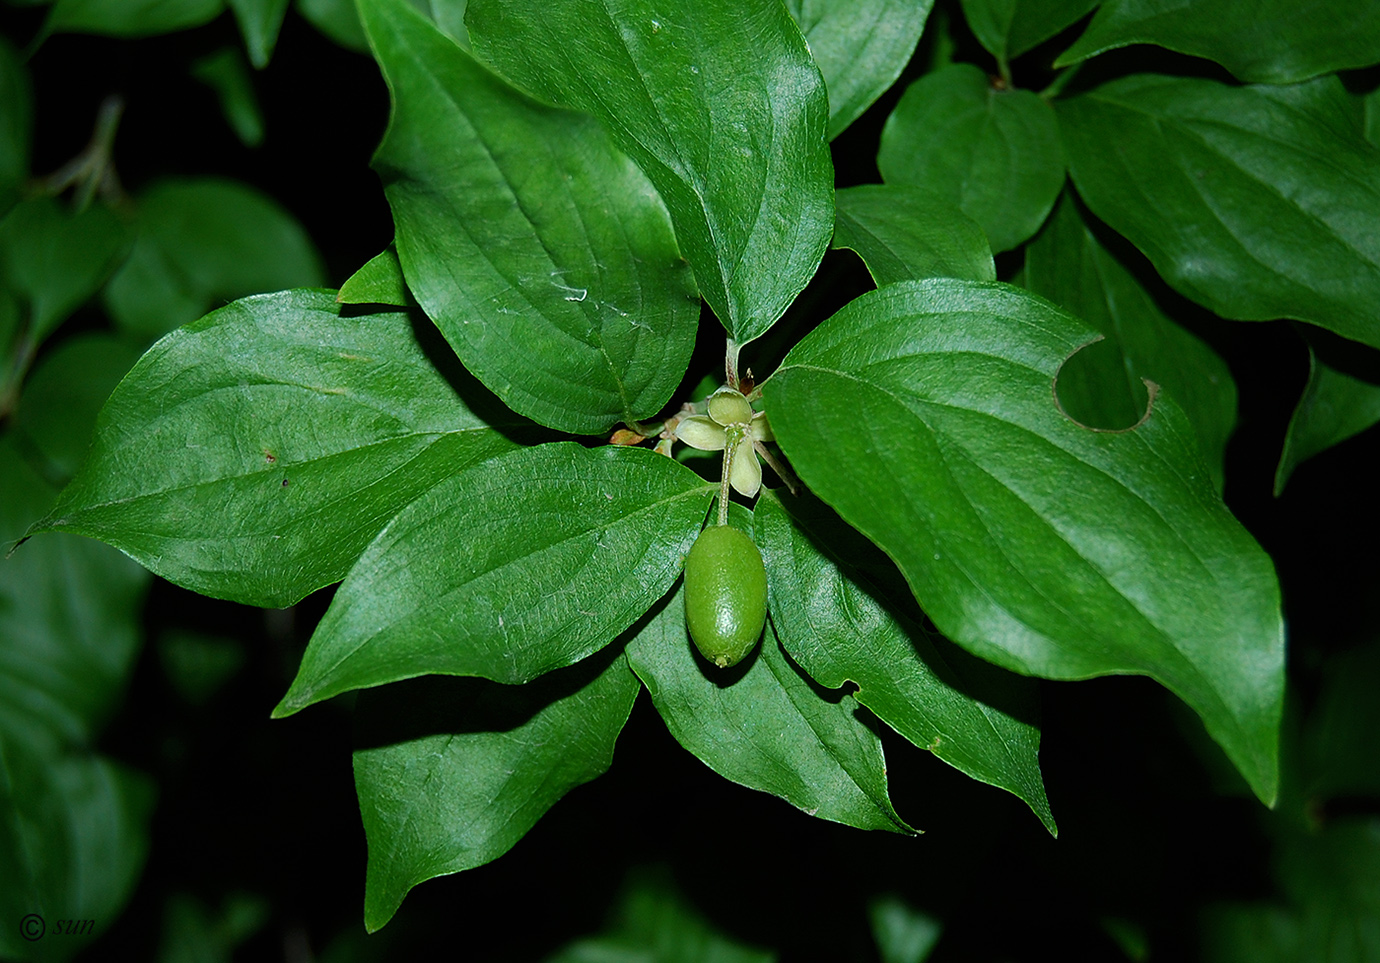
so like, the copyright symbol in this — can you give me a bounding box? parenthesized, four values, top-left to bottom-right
(20, 914, 44, 941)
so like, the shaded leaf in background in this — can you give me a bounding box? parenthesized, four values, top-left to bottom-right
(627, 577, 914, 834)
(546, 867, 776, 963)
(157, 631, 246, 707)
(1301, 641, 1380, 801)
(44, 0, 225, 37)
(276, 442, 713, 713)
(228, 0, 289, 68)
(0, 197, 128, 343)
(364, 0, 699, 435)
(1274, 345, 1380, 496)
(878, 63, 1063, 253)
(103, 178, 323, 338)
(0, 38, 30, 215)
(467, 0, 834, 346)
(353, 648, 639, 931)
(33, 290, 523, 608)
(156, 892, 269, 963)
(337, 247, 408, 307)
(1025, 192, 1236, 491)
(1059, 74, 1380, 350)
(1058, 0, 1380, 84)
(295, 0, 368, 49)
(13, 333, 142, 484)
(755, 490, 1054, 834)
(834, 184, 996, 285)
(785, 0, 933, 140)
(959, 0, 1099, 67)
(764, 278, 1285, 805)
(869, 894, 942, 963)
(190, 48, 265, 148)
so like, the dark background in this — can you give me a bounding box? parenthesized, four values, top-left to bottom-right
(5, 1, 1378, 958)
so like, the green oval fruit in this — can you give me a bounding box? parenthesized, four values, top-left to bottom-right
(684, 524, 768, 668)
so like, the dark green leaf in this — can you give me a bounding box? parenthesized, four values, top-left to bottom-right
(834, 184, 996, 285)
(1057, 0, 1380, 84)
(869, 895, 942, 963)
(103, 177, 324, 338)
(33, 290, 522, 608)
(353, 648, 638, 931)
(0, 198, 129, 343)
(1, 440, 148, 746)
(1301, 642, 1380, 800)
(626, 579, 915, 834)
(765, 278, 1284, 804)
(338, 247, 409, 307)
(959, 0, 1098, 64)
(0, 38, 30, 215)
(1366, 86, 1380, 149)
(1058, 74, 1380, 350)
(191, 47, 266, 147)
(365, 0, 699, 434)
(228, 0, 289, 67)
(155, 893, 270, 963)
(467, 0, 834, 346)
(0, 728, 154, 963)
(785, 0, 933, 140)
(878, 63, 1064, 253)
(755, 490, 1055, 833)
(1026, 192, 1237, 491)
(157, 631, 246, 706)
(276, 442, 713, 713)
(13, 333, 143, 484)
(45, 0, 225, 37)
(1274, 347, 1380, 496)
(295, 0, 368, 49)
(546, 869, 776, 963)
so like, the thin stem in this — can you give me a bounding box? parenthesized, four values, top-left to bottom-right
(725, 338, 741, 390)
(1039, 62, 1082, 101)
(717, 439, 735, 526)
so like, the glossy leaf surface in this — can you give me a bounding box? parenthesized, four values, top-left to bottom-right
(103, 178, 324, 338)
(45, 0, 225, 37)
(1058, 0, 1380, 84)
(878, 64, 1063, 253)
(785, 0, 932, 139)
(627, 583, 914, 834)
(467, 0, 834, 345)
(365, 0, 699, 434)
(755, 490, 1055, 833)
(338, 247, 408, 307)
(834, 184, 996, 285)
(1026, 192, 1236, 490)
(1274, 347, 1380, 495)
(353, 648, 638, 931)
(1059, 74, 1380, 350)
(34, 290, 522, 608)
(959, 0, 1098, 63)
(276, 442, 713, 713)
(765, 278, 1285, 804)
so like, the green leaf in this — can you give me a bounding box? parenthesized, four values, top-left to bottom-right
(155, 893, 270, 963)
(546, 869, 776, 963)
(1, 440, 149, 746)
(364, 0, 699, 435)
(190, 47, 266, 147)
(878, 63, 1064, 253)
(466, 0, 835, 346)
(785, 0, 933, 140)
(1025, 192, 1237, 491)
(0, 728, 154, 963)
(765, 278, 1285, 805)
(869, 895, 942, 963)
(295, 0, 368, 49)
(1058, 74, 1380, 350)
(1302, 642, 1380, 801)
(1057, 0, 1380, 84)
(276, 442, 713, 713)
(755, 490, 1055, 834)
(103, 178, 324, 338)
(834, 184, 996, 286)
(626, 578, 915, 834)
(353, 647, 638, 931)
(32, 290, 523, 608)
(1274, 346, 1380, 496)
(0, 38, 31, 216)
(45, 0, 225, 37)
(338, 247, 409, 307)
(0, 198, 129, 343)
(228, 0, 289, 67)
(13, 333, 143, 484)
(959, 0, 1099, 65)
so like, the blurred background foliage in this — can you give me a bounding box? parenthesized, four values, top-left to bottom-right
(0, 0, 1378, 960)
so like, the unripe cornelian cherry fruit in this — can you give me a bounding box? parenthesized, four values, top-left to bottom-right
(684, 524, 768, 668)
